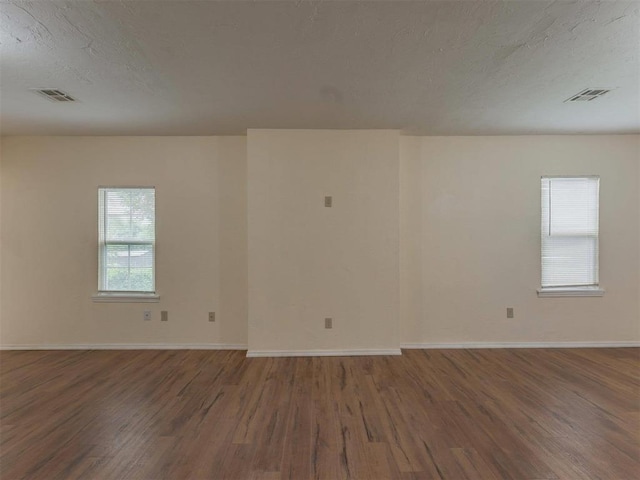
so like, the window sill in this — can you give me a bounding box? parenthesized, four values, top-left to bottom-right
(92, 293, 160, 303)
(537, 287, 605, 298)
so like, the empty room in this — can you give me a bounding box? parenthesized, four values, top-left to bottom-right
(0, 0, 638, 479)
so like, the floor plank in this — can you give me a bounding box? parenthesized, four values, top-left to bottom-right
(0, 348, 638, 479)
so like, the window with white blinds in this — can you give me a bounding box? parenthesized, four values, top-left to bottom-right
(98, 187, 155, 293)
(541, 176, 599, 288)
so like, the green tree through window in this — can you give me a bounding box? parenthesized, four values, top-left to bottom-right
(98, 188, 155, 292)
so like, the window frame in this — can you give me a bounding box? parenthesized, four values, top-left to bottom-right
(537, 175, 604, 298)
(92, 186, 159, 303)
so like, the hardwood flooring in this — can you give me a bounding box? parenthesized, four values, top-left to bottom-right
(0, 348, 638, 480)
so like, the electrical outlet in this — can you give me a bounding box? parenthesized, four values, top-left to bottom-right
(161, 311, 168, 322)
(507, 307, 514, 319)
(324, 196, 332, 207)
(209, 312, 215, 322)
(325, 318, 332, 329)
(144, 310, 152, 321)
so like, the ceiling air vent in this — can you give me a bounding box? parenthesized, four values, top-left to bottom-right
(564, 88, 610, 102)
(32, 88, 76, 102)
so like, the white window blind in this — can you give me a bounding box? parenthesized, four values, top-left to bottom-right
(541, 176, 599, 288)
(98, 187, 155, 293)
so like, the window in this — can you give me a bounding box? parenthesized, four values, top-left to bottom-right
(95, 187, 157, 300)
(539, 176, 603, 297)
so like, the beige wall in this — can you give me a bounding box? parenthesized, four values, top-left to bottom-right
(400, 135, 640, 345)
(0, 138, 3, 334)
(0, 136, 247, 347)
(1, 133, 638, 350)
(247, 130, 400, 354)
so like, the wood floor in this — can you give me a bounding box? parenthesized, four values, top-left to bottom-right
(0, 348, 638, 480)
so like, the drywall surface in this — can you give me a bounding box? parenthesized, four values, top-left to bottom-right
(0, 138, 3, 334)
(2, 133, 637, 350)
(247, 130, 400, 353)
(0, 136, 248, 347)
(2, 1, 639, 136)
(217, 136, 249, 346)
(399, 136, 422, 344)
(400, 135, 640, 345)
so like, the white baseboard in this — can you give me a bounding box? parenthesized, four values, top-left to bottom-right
(246, 348, 402, 358)
(3, 342, 636, 353)
(400, 341, 640, 349)
(0, 343, 248, 351)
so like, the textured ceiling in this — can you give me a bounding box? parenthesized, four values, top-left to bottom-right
(0, 0, 638, 135)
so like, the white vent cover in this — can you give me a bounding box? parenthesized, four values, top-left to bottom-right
(31, 88, 76, 102)
(564, 89, 610, 102)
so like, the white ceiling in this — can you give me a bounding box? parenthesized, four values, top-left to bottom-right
(0, 0, 638, 136)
